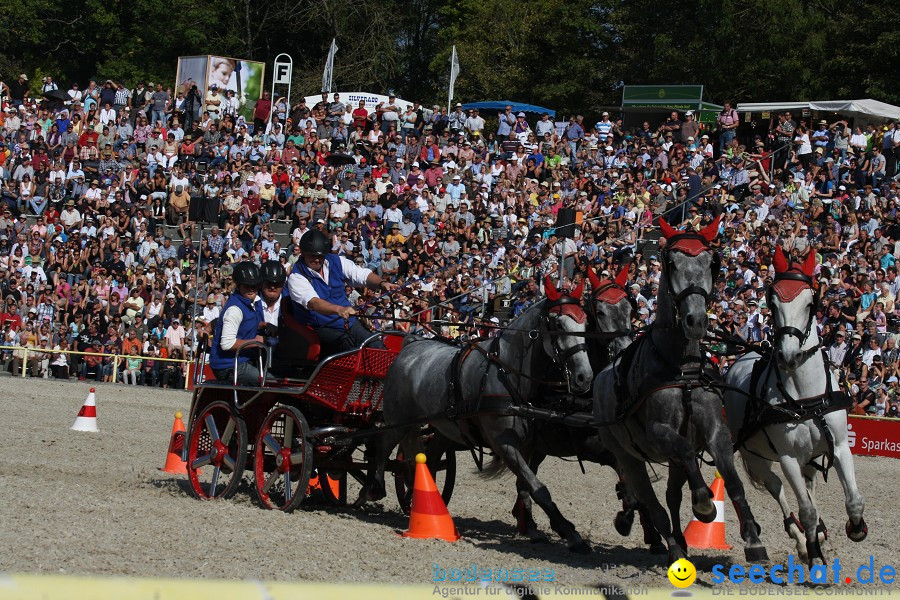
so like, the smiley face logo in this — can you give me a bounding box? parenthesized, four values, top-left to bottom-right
(667, 558, 696, 588)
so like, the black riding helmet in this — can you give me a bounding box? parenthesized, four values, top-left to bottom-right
(232, 261, 262, 287)
(260, 260, 286, 285)
(299, 229, 330, 255)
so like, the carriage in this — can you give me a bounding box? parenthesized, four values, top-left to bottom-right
(182, 304, 456, 512)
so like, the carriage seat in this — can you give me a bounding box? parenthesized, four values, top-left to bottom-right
(269, 297, 321, 378)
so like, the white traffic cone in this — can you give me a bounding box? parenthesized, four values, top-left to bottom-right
(71, 388, 99, 432)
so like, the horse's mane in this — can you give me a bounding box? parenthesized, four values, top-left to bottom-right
(654, 273, 675, 329)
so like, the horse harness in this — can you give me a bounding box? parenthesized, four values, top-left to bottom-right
(613, 330, 722, 425)
(736, 268, 852, 480)
(445, 297, 587, 421)
(609, 231, 722, 424)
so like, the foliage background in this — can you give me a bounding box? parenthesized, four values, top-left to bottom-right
(2, 0, 896, 116)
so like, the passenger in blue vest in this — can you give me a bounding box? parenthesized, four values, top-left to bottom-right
(287, 230, 398, 355)
(209, 262, 266, 384)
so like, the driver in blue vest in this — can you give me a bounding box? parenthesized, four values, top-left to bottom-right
(287, 229, 398, 355)
(209, 261, 266, 384)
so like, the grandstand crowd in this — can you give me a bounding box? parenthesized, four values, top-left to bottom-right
(1, 73, 900, 414)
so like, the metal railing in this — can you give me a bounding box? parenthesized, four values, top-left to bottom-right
(0, 345, 193, 390)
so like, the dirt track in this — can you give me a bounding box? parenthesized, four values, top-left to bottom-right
(0, 377, 895, 589)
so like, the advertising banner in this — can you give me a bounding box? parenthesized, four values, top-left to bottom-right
(847, 415, 900, 459)
(176, 55, 265, 122)
(303, 91, 413, 114)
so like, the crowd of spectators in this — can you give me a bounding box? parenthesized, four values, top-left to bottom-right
(1, 72, 899, 411)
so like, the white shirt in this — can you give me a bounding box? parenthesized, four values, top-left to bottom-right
(262, 300, 280, 326)
(287, 256, 372, 309)
(100, 107, 117, 126)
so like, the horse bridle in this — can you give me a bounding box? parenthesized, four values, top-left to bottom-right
(589, 280, 635, 362)
(766, 270, 820, 360)
(590, 280, 637, 318)
(660, 232, 718, 321)
(542, 295, 590, 372)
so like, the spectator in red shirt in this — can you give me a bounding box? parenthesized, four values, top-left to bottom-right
(253, 91, 272, 136)
(0, 297, 22, 331)
(352, 100, 369, 130)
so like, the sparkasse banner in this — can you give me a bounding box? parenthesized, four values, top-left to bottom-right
(848, 416, 900, 459)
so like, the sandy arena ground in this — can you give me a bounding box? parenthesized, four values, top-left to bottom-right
(0, 377, 896, 590)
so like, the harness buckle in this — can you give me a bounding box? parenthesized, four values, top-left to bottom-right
(528, 329, 539, 340)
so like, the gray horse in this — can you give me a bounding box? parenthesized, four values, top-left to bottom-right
(593, 216, 768, 563)
(509, 265, 665, 553)
(724, 248, 866, 565)
(367, 277, 596, 552)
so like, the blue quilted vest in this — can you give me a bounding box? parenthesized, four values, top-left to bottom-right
(292, 254, 356, 329)
(209, 293, 263, 370)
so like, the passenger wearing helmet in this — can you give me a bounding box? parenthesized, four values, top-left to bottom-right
(209, 261, 265, 384)
(259, 260, 287, 323)
(259, 260, 286, 345)
(287, 229, 398, 355)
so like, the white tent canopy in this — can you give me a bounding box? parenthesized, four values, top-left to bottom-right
(737, 99, 900, 121)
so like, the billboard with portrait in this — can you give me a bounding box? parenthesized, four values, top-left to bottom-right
(176, 55, 265, 122)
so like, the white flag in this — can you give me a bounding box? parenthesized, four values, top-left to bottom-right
(448, 45, 460, 108)
(322, 38, 338, 93)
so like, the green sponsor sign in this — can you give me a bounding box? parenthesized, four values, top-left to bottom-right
(622, 85, 704, 106)
(625, 102, 696, 110)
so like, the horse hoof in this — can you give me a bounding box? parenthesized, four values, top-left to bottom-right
(525, 529, 550, 544)
(568, 539, 592, 554)
(744, 545, 769, 563)
(614, 510, 634, 537)
(692, 504, 717, 524)
(846, 518, 868, 542)
(648, 542, 668, 555)
(668, 547, 686, 564)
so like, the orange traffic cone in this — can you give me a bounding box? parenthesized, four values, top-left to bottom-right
(307, 472, 342, 498)
(71, 388, 99, 432)
(683, 471, 732, 550)
(160, 412, 188, 474)
(402, 453, 460, 542)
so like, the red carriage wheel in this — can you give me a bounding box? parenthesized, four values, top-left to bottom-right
(254, 406, 313, 511)
(187, 401, 248, 500)
(394, 440, 456, 515)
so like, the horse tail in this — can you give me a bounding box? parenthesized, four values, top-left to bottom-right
(479, 454, 510, 479)
(740, 452, 767, 491)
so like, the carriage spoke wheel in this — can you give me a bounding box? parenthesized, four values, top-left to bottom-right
(254, 406, 312, 511)
(187, 401, 248, 500)
(394, 444, 456, 515)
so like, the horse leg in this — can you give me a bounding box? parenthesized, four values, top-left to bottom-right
(512, 452, 549, 542)
(354, 426, 405, 506)
(615, 449, 685, 564)
(707, 426, 768, 562)
(831, 440, 867, 542)
(743, 451, 807, 560)
(492, 430, 590, 553)
(612, 470, 666, 554)
(647, 422, 715, 523)
(613, 477, 635, 536)
(801, 462, 829, 548)
(665, 464, 689, 555)
(779, 454, 825, 566)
